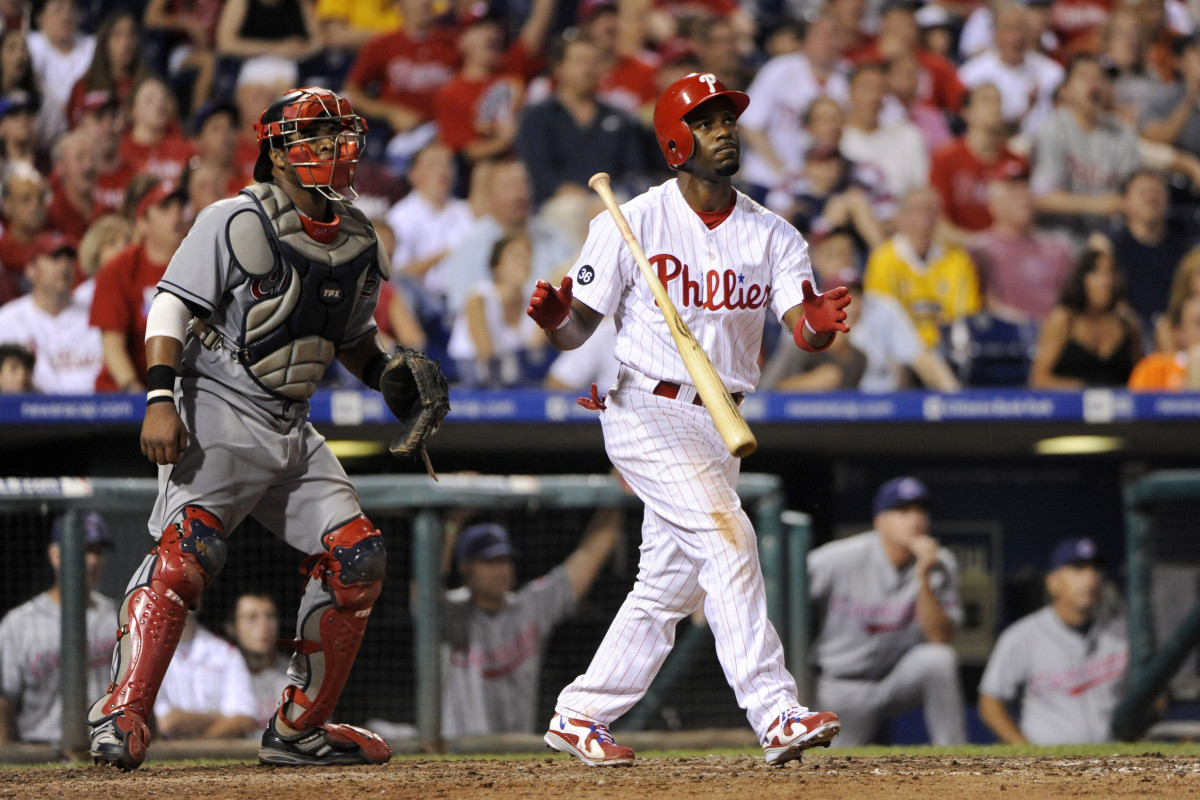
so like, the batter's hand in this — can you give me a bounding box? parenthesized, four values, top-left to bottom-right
(527, 276, 573, 330)
(141, 403, 188, 465)
(800, 279, 851, 334)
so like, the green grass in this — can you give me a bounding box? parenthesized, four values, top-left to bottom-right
(3, 741, 1199, 770)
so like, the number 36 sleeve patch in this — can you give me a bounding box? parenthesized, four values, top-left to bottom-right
(577, 265, 595, 285)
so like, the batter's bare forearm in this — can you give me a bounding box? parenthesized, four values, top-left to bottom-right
(545, 299, 604, 351)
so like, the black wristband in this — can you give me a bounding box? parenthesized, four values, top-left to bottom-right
(363, 352, 390, 392)
(147, 364, 177, 392)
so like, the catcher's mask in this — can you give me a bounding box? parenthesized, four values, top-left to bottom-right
(253, 87, 368, 201)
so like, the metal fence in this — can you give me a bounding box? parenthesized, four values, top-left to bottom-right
(0, 474, 812, 756)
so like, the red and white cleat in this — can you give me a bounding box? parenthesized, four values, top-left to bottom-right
(544, 713, 635, 767)
(762, 708, 840, 767)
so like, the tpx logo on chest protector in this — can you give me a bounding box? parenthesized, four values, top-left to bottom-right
(320, 280, 344, 305)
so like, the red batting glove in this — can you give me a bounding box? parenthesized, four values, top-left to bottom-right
(576, 383, 607, 411)
(795, 279, 851, 352)
(527, 276, 573, 330)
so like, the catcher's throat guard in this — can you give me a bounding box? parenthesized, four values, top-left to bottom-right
(254, 87, 368, 201)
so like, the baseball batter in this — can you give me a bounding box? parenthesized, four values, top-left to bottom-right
(978, 537, 1128, 744)
(526, 72, 850, 767)
(87, 87, 395, 770)
(807, 476, 967, 747)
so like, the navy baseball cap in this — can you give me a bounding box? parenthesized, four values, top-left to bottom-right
(50, 511, 114, 549)
(1048, 537, 1103, 570)
(873, 476, 931, 515)
(456, 523, 517, 565)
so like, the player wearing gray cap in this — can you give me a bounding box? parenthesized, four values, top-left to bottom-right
(979, 537, 1128, 744)
(0, 512, 116, 744)
(808, 476, 967, 746)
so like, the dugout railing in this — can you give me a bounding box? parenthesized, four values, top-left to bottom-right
(0, 474, 812, 759)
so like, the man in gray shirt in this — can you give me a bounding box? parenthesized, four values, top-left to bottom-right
(978, 537, 1128, 744)
(440, 508, 622, 738)
(808, 476, 967, 746)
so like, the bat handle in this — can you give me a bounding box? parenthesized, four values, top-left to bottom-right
(588, 172, 611, 192)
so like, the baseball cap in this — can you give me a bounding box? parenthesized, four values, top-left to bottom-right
(578, 0, 616, 23)
(71, 89, 118, 127)
(1048, 537, 1104, 570)
(190, 98, 239, 137)
(135, 180, 186, 219)
(51, 511, 114, 549)
(873, 476, 931, 515)
(0, 90, 38, 119)
(455, 523, 517, 566)
(29, 230, 77, 260)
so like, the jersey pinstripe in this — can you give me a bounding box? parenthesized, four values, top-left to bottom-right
(570, 179, 813, 394)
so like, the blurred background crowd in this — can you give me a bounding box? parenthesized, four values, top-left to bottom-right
(2, 0, 1200, 395)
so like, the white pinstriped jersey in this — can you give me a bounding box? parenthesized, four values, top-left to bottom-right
(569, 179, 814, 394)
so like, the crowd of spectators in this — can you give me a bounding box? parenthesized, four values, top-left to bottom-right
(2, 0, 1200, 394)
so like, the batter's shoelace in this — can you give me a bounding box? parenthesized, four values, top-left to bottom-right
(590, 724, 615, 744)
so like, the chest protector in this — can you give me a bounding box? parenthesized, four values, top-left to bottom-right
(223, 182, 386, 400)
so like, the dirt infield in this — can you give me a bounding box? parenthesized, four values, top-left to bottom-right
(7, 752, 1200, 800)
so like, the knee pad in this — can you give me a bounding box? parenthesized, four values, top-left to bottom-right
(304, 514, 386, 611)
(151, 505, 228, 608)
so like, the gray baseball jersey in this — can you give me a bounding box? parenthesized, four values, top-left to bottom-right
(0, 591, 116, 743)
(149, 184, 385, 552)
(440, 565, 575, 738)
(979, 606, 1128, 744)
(808, 531, 962, 681)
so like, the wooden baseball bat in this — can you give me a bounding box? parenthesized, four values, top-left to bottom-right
(588, 172, 757, 458)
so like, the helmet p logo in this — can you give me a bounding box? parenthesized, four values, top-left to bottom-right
(699, 74, 719, 92)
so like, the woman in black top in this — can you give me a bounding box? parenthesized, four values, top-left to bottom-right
(1029, 247, 1144, 388)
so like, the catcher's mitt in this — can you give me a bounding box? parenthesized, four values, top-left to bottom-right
(378, 348, 451, 479)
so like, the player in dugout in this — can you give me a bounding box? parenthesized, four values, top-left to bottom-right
(525, 72, 851, 767)
(86, 86, 413, 771)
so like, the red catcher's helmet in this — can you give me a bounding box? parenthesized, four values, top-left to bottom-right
(653, 72, 749, 169)
(253, 87, 368, 200)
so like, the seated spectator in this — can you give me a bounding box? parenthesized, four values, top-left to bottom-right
(738, 15, 849, 201)
(825, 0, 873, 58)
(881, 53, 953, 157)
(764, 248, 960, 392)
(0, 344, 34, 392)
(448, 232, 547, 387)
(0, 28, 40, 104)
(0, 163, 51, 291)
(0, 232, 103, 393)
(848, 0, 965, 117)
(314, 0, 401, 51)
(978, 538, 1127, 744)
(688, 15, 753, 92)
(439, 510, 623, 738)
(1129, 293, 1200, 389)
(768, 143, 891, 250)
(142, 0, 222, 116)
(864, 187, 981, 348)
(544, 315, 619, 392)
(46, 128, 100, 243)
(225, 592, 291, 730)
(763, 283, 870, 391)
(957, 2, 1064, 143)
(189, 99, 254, 199)
(66, 11, 148, 129)
(231, 57, 297, 184)
(156, 614, 260, 739)
(443, 157, 576, 317)
(90, 177, 189, 392)
(74, 212, 133, 309)
(0, 511, 117, 744)
(515, 35, 647, 207)
(342, 0, 459, 140)
(214, 0, 324, 97)
(577, 0, 658, 118)
(369, 217, 426, 351)
(1095, 169, 1197, 335)
(1029, 247, 1144, 389)
(969, 166, 1075, 323)
(75, 90, 136, 214)
(119, 76, 197, 182)
(1101, 6, 1171, 129)
(841, 61, 930, 201)
(1032, 54, 1200, 242)
(434, 0, 555, 168)
(1141, 34, 1200, 157)
(386, 143, 475, 331)
(27, 0, 96, 151)
(1154, 246, 1200, 350)
(809, 476, 967, 747)
(0, 90, 43, 173)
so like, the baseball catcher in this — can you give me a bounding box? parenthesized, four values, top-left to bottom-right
(87, 86, 445, 770)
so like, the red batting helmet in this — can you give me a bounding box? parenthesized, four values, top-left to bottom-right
(253, 87, 368, 200)
(653, 72, 749, 169)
